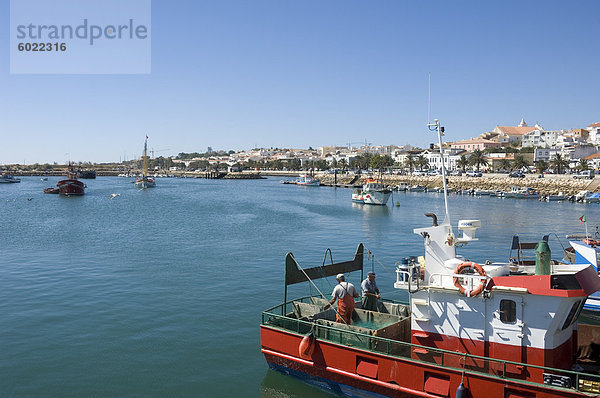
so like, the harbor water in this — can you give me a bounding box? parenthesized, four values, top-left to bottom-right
(2, 177, 600, 397)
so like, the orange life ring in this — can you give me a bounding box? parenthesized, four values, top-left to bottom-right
(584, 239, 600, 247)
(453, 261, 486, 297)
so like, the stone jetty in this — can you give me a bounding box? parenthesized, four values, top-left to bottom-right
(316, 173, 598, 196)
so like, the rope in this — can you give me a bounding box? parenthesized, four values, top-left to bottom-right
(295, 260, 351, 327)
(362, 244, 397, 278)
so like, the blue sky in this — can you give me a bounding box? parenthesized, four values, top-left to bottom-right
(1, 0, 599, 164)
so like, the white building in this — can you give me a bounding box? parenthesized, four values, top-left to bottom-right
(586, 122, 600, 145)
(534, 148, 563, 163)
(421, 149, 462, 171)
(521, 129, 565, 148)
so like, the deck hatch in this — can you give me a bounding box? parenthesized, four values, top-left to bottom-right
(355, 357, 378, 379)
(423, 372, 450, 397)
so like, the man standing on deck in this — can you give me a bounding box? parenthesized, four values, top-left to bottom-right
(361, 271, 380, 311)
(324, 274, 359, 324)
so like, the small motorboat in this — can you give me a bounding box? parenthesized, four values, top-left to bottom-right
(43, 187, 59, 194)
(585, 193, 600, 203)
(545, 192, 567, 201)
(0, 174, 21, 183)
(296, 174, 320, 186)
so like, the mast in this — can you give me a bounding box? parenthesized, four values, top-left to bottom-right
(143, 136, 148, 178)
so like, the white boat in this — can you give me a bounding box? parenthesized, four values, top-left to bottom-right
(394, 183, 409, 191)
(574, 190, 592, 202)
(504, 186, 539, 199)
(296, 174, 320, 186)
(408, 185, 426, 192)
(545, 192, 567, 202)
(135, 136, 156, 189)
(473, 189, 494, 196)
(359, 178, 392, 205)
(0, 174, 21, 183)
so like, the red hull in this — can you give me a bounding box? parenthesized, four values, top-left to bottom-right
(57, 179, 85, 195)
(261, 326, 593, 398)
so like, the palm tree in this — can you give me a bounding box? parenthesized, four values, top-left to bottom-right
(404, 155, 415, 173)
(457, 155, 469, 173)
(536, 160, 548, 174)
(513, 155, 529, 171)
(550, 154, 569, 174)
(469, 149, 488, 171)
(338, 158, 347, 170)
(416, 155, 429, 171)
(498, 158, 512, 172)
(578, 159, 590, 171)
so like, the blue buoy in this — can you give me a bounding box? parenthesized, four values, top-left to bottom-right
(456, 382, 468, 398)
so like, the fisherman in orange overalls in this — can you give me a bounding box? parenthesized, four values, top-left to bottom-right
(324, 273, 359, 324)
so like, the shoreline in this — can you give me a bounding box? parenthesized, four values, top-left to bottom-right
(6, 170, 598, 196)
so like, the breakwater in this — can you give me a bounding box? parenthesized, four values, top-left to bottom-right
(316, 173, 598, 196)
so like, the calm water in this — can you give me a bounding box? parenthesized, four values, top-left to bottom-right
(2, 177, 599, 397)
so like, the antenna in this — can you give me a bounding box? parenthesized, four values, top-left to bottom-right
(427, 72, 431, 124)
(427, 73, 450, 224)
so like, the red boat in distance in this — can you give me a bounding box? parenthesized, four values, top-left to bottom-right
(57, 163, 85, 195)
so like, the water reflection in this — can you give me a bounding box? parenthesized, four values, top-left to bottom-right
(260, 369, 332, 398)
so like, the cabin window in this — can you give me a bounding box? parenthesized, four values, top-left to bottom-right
(499, 300, 516, 324)
(562, 300, 583, 330)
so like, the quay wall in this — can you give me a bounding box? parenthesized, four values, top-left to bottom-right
(316, 173, 597, 196)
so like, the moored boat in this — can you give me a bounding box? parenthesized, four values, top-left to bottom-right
(546, 192, 567, 202)
(505, 186, 539, 199)
(57, 163, 85, 195)
(43, 187, 59, 194)
(0, 174, 21, 183)
(585, 193, 600, 204)
(354, 178, 392, 205)
(135, 136, 156, 189)
(296, 174, 320, 186)
(77, 169, 97, 179)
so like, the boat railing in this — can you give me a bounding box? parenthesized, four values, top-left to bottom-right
(262, 301, 600, 394)
(428, 272, 489, 290)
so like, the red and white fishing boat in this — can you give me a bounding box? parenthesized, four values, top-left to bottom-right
(260, 120, 600, 397)
(57, 163, 85, 195)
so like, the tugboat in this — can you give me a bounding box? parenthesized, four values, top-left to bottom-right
(57, 163, 85, 195)
(260, 119, 600, 397)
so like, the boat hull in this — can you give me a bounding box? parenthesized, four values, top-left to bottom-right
(57, 179, 85, 195)
(297, 182, 320, 186)
(135, 178, 156, 189)
(261, 326, 587, 398)
(261, 325, 593, 398)
(362, 190, 391, 205)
